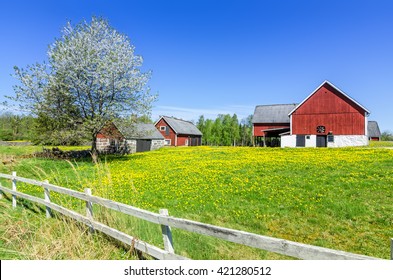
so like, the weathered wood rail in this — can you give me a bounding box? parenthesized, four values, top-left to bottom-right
(0, 172, 388, 260)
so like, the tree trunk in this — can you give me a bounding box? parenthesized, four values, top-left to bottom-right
(91, 134, 99, 163)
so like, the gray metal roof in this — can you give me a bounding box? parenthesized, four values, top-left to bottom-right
(160, 116, 202, 136)
(367, 121, 381, 138)
(118, 123, 164, 140)
(252, 104, 297, 123)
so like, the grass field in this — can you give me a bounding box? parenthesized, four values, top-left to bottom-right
(0, 145, 392, 259)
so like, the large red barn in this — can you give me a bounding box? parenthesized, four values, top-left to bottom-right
(253, 81, 374, 147)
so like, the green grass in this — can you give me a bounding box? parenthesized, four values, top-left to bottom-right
(1, 145, 392, 259)
(0, 199, 144, 260)
(0, 145, 90, 156)
(369, 141, 393, 147)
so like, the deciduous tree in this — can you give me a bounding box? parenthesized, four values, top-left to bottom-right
(11, 17, 156, 161)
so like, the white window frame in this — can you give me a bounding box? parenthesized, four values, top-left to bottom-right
(164, 139, 171, 145)
(160, 126, 166, 131)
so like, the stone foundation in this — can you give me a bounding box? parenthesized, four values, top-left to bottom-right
(96, 138, 164, 154)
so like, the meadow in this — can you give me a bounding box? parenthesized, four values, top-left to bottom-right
(0, 145, 392, 259)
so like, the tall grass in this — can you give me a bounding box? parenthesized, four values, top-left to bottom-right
(0, 198, 142, 260)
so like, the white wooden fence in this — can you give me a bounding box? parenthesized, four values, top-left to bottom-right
(0, 172, 388, 260)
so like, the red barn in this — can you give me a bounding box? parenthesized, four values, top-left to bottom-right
(155, 116, 202, 146)
(253, 81, 374, 147)
(252, 104, 297, 147)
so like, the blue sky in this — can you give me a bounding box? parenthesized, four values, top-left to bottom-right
(1, 0, 392, 131)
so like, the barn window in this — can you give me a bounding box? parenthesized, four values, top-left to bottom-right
(164, 139, 171, 145)
(327, 132, 334, 143)
(306, 135, 310, 140)
(316, 126, 325, 134)
(160, 126, 166, 131)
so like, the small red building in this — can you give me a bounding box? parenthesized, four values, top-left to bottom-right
(253, 81, 374, 147)
(155, 116, 202, 146)
(367, 121, 381, 141)
(96, 122, 165, 153)
(252, 104, 297, 147)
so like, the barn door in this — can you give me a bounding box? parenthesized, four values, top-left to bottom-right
(136, 140, 152, 152)
(316, 135, 327, 147)
(296, 135, 306, 147)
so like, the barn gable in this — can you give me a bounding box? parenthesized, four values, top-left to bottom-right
(289, 80, 369, 116)
(289, 81, 369, 136)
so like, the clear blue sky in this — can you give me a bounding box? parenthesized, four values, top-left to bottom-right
(1, 0, 392, 131)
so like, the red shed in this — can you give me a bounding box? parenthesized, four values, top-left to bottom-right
(252, 104, 297, 147)
(155, 116, 202, 146)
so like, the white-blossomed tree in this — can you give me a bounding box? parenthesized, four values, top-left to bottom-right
(11, 17, 156, 161)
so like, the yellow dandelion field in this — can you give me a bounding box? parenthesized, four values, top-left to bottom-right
(7, 146, 393, 259)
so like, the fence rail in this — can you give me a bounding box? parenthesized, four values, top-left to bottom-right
(0, 172, 387, 260)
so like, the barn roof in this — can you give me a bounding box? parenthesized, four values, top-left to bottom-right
(158, 116, 202, 136)
(367, 121, 381, 138)
(288, 80, 370, 116)
(252, 104, 298, 124)
(117, 123, 164, 140)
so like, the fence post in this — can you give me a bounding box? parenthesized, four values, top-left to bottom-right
(0, 183, 3, 199)
(391, 238, 393, 260)
(85, 188, 94, 233)
(159, 209, 174, 254)
(43, 180, 52, 218)
(12, 171, 17, 208)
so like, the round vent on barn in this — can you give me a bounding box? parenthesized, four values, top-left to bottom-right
(316, 125, 326, 134)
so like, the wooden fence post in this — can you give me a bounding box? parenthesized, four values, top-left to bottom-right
(85, 188, 94, 233)
(43, 180, 52, 218)
(159, 209, 174, 254)
(391, 238, 393, 260)
(12, 171, 16, 208)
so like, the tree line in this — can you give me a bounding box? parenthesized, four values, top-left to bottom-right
(196, 114, 253, 146)
(381, 131, 393, 141)
(0, 113, 35, 141)
(0, 112, 87, 144)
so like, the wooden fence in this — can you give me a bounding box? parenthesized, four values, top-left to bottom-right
(0, 172, 388, 260)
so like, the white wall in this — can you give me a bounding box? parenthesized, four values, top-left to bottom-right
(327, 135, 368, 147)
(305, 135, 317, 147)
(281, 135, 297, 147)
(281, 135, 368, 148)
(281, 135, 317, 147)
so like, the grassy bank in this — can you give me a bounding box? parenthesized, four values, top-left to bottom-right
(0, 199, 142, 260)
(1, 145, 392, 259)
